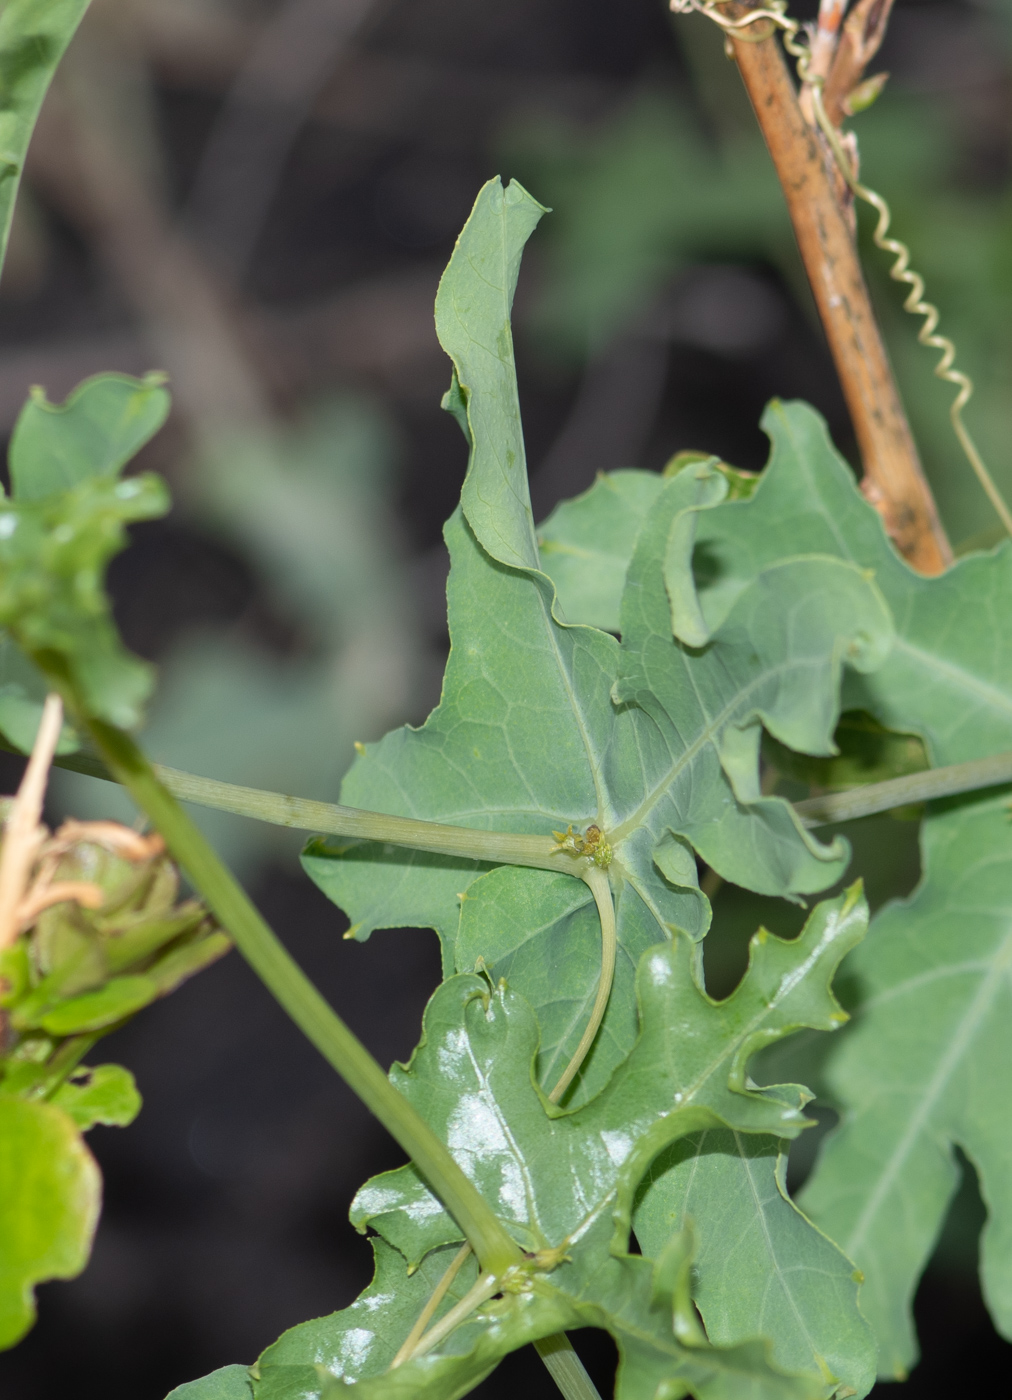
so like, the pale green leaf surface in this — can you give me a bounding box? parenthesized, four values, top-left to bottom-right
(305, 470, 878, 1103)
(247, 894, 864, 1399)
(634, 1130, 876, 1396)
(665, 399, 1012, 768)
(454, 865, 628, 1103)
(800, 792, 1012, 1378)
(0, 0, 90, 279)
(538, 399, 1012, 769)
(51, 1063, 142, 1129)
(537, 469, 664, 631)
(434, 178, 546, 574)
(611, 471, 893, 892)
(304, 191, 890, 1109)
(0, 1096, 100, 1349)
(9, 373, 170, 501)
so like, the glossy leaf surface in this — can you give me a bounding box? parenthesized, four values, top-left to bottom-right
(245, 889, 865, 1399)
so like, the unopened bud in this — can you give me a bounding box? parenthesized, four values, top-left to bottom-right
(843, 72, 889, 116)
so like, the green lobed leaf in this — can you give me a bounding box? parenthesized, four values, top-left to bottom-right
(0, 374, 172, 729)
(659, 399, 1012, 769)
(799, 792, 1012, 1379)
(626, 397, 1012, 1374)
(255, 1230, 814, 1400)
(50, 1063, 142, 1129)
(0, 459, 169, 729)
(634, 1131, 876, 1395)
(535, 455, 756, 635)
(240, 890, 865, 1400)
(252, 1240, 489, 1399)
(0, 1095, 100, 1350)
(0, 0, 90, 281)
(434, 177, 547, 575)
(9, 373, 171, 502)
(303, 183, 892, 1109)
(537, 397, 1012, 772)
(352, 886, 866, 1265)
(611, 471, 892, 900)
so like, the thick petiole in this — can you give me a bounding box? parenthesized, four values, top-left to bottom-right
(548, 866, 616, 1105)
(28, 740, 1012, 851)
(39, 745, 581, 877)
(389, 1243, 473, 1369)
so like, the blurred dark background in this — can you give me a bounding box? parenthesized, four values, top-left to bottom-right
(0, 0, 1010, 1394)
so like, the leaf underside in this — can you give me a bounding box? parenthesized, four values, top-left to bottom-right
(161, 181, 888, 1400)
(303, 178, 891, 1111)
(542, 397, 1012, 1375)
(165, 175, 1012, 1398)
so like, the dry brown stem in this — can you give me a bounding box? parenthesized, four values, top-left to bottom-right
(50, 819, 165, 862)
(0, 695, 64, 950)
(0, 701, 171, 951)
(16, 881, 106, 928)
(721, 1, 952, 574)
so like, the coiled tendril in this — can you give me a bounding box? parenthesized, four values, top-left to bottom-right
(670, 0, 1012, 540)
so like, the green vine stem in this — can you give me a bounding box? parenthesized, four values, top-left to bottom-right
(533, 1335, 604, 1400)
(71, 714, 524, 1279)
(22, 711, 605, 1396)
(793, 750, 1012, 825)
(389, 1243, 474, 1369)
(38, 744, 579, 876)
(43, 737, 620, 1100)
(20, 736, 1012, 849)
(401, 1272, 501, 1360)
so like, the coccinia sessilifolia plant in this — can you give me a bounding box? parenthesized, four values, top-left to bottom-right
(2, 2, 1012, 1398)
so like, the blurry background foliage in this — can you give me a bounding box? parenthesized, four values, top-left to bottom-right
(0, 0, 1008, 1397)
